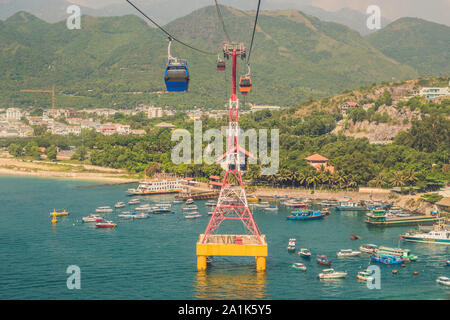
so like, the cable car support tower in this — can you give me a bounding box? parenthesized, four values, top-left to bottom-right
(196, 43, 267, 272)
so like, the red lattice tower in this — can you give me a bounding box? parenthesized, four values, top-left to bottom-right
(201, 43, 263, 245)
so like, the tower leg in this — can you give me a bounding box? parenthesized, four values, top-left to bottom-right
(255, 256, 266, 271)
(197, 255, 207, 271)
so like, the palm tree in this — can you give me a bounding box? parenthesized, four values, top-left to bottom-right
(404, 169, 418, 186)
(390, 171, 406, 187)
(306, 174, 320, 191)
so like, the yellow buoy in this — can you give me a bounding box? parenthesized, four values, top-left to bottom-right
(51, 214, 57, 224)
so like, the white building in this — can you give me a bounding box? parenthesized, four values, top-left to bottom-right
(148, 106, 163, 118)
(250, 105, 281, 112)
(6, 108, 22, 120)
(419, 87, 449, 100)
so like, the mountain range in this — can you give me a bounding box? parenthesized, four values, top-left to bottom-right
(0, 5, 448, 109)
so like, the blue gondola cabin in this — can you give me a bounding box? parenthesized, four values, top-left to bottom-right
(164, 61, 189, 92)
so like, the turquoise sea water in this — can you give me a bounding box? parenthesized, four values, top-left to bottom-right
(0, 175, 449, 300)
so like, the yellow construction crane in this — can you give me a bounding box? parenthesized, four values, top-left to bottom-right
(20, 85, 56, 118)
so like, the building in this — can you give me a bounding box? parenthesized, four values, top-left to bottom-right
(131, 129, 146, 135)
(155, 122, 176, 129)
(340, 102, 359, 115)
(6, 108, 22, 120)
(148, 106, 163, 118)
(419, 87, 449, 100)
(304, 153, 334, 173)
(250, 105, 281, 112)
(116, 124, 131, 135)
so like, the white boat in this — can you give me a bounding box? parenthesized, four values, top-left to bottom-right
(287, 238, 296, 251)
(356, 270, 374, 281)
(135, 204, 152, 211)
(264, 205, 278, 211)
(401, 223, 450, 245)
(186, 198, 194, 205)
(205, 201, 217, 206)
(337, 249, 361, 257)
(318, 268, 347, 279)
(183, 205, 198, 211)
(255, 202, 270, 208)
(114, 202, 126, 208)
(82, 214, 103, 223)
(436, 276, 450, 286)
(128, 199, 140, 205)
(185, 214, 202, 219)
(118, 212, 135, 219)
(133, 212, 149, 219)
(207, 211, 214, 215)
(95, 206, 113, 213)
(359, 244, 378, 254)
(127, 180, 184, 195)
(173, 200, 183, 204)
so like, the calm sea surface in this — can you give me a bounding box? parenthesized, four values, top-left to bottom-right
(0, 175, 449, 300)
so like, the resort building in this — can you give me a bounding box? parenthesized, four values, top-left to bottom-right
(250, 105, 281, 112)
(6, 108, 22, 120)
(304, 153, 334, 173)
(419, 87, 449, 100)
(148, 106, 163, 118)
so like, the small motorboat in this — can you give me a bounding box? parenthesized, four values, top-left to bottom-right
(445, 259, 449, 266)
(337, 249, 361, 257)
(152, 207, 172, 214)
(292, 263, 307, 271)
(287, 211, 325, 221)
(317, 255, 331, 266)
(205, 201, 217, 206)
(95, 206, 113, 213)
(183, 205, 198, 211)
(371, 254, 406, 265)
(298, 248, 311, 258)
(359, 244, 378, 254)
(356, 270, 374, 281)
(320, 208, 331, 215)
(318, 268, 347, 279)
(133, 212, 149, 219)
(118, 212, 135, 219)
(436, 276, 450, 286)
(50, 209, 70, 216)
(264, 205, 278, 211)
(185, 214, 202, 219)
(82, 214, 103, 223)
(95, 220, 116, 228)
(207, 211, 214, 215)
(255, 202, 270, 208)
(350, 234, 360, 240)
(135, 204, 152, 211)
(173, 200, 183, 204)
(185, 198, 194, 205)
(287, 238, 296, 251)
(114, 202, 126, 208)
(128, 199, 140, 205)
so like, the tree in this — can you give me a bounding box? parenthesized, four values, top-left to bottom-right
(71, 146, 87, 161)
(8, 143, 23, 157)
(47, 145, 57, 161)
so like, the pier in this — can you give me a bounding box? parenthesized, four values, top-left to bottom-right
(196, 234, 268, 271)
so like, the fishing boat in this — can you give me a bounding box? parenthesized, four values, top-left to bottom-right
(318, 268, 347, 279)
(127, 180, 184, 195)
(366, 209, 438, 227)
(356, 270, 374, 281)
(298, 248, 311, 258)
(95, 206, 113, 213)
(337, 249, 361, 257)
(287, 210, 325, 221)
(287, 238, 296, 251)
(185, 198, 194, 205)
(284, 200, 308, 208)
(336, 199, 366, 211)
(376, 246, 418, 261)
(292, 263, 307, 271)
(128, 198, 140, 205)
(371, 254, 406, 264)
(359, 244, 378, 254)
(82, 214, 103, 223)
(255, 202, 270, 208)
(114, 202, 126, 208)
(183, 205, 198, 211)
(185, 213, 202, 219)
(319, 200, 336, 207)
(264, 205, 278, 212)
(368, 203, 393, 210)
(436, 276, 450, 286)
(320, 208, 331, 215)
(317, 255, 331, 266)
(50, 209, 69, 216)
(95, 220, 116, 228)
(400, 222, 450, 245)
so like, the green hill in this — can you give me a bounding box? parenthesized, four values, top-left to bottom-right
(0, 6, 420, 109)
(366, 17, 450, 77)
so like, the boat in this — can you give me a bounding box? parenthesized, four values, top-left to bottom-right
(128, 198, 140, 205)
(118, 212, 135, 219)
(287, 238, 296, 251)
(183, 205, 198, 211)
(359, 244, 378, 254)
(396, 213, 411, 217)
(207, 211, 214, 215)
(255, 202, 270, 208)
(436, 276, 450, 286)
(247, 197, 259, 203)
(292, 263, 307, 271)
(400, 222, 450, 245)
(375, 246, 418, 261)
(152, 207, 172, 214)
(298, 248, 311, 258)
(336, 200, 366, 211)
(366, 209, 438, 227)
(95, 220, 116, 228)
(318, 268, 347, 279)
(317, 255, 331, 266)
(320, 208, 331, 215)
(50, 209, 69, 216)
(133, 212, 149, 219)
(95, 206, 113, 213)
(356, 270, 374, 281)
(185, 214, 202, 219)
(206, 257, 213, 264)
(264, 205, 278, 211)
(82, 214, 103, 223)
(135, 204, 152, 211)
(337, 249, 361, 257)
(114, 202, 126, 208)
(284, 200, 308, 208)
(205, 200, 217, 206)
(185, 198, 194, 205)
(368, 203, 393, 210)
(127, 180, 184, 195)
(446, 259, 449, 266)
(319, 200, 336, 207)
(371, 254, 406, 264)
(287, 210, 325, 221)
(172, 200, 183, 204)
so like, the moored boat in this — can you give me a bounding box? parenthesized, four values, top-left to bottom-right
(371, 254, 406, 264)
(287, 210, 325, 221)
(127, 180, 184, 195)
(400, 222, 450, 245)
(356, 270, 374, 281)
(264, 205, 278, 211)
(128, 198, 140, 205)
(337, 249, 361, 257)
(95, 206, 113, 213)
(82, 214, 103, 223)
(318, 268, 347, 279)
(183, 205, 198, 211)
(336, 200, 366, 211)
(376, 246, 418, 261)
(133, 212, 149, 219)
(436, 276, 450, 286)
(287, 238, 296, 251)
(185, 198, 194, 205)
(118, 212, 135, 219)
(298, 248, 311, 258)
(292, 263, 307, 271)
(185, 213, 202, 219)
(114, 202, 126, 208)
(446, 259, 449, 266)
(317, 255, 331, 266)
(205, 200, 217, 206)
(366, 209, 438, 227)
(359, 244, 378, 254)
(95, 220, 116, 228)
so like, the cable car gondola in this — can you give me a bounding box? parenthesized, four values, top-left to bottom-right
(217, 58, 226, 71)
(239, 64, 252, 95)
(164, 38, 189, 92)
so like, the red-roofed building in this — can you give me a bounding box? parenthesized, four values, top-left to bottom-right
(305, 153, 334, 173)
(341, 101, 360, 115)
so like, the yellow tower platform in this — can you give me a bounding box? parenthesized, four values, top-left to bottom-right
(196, 234, 268, 271)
